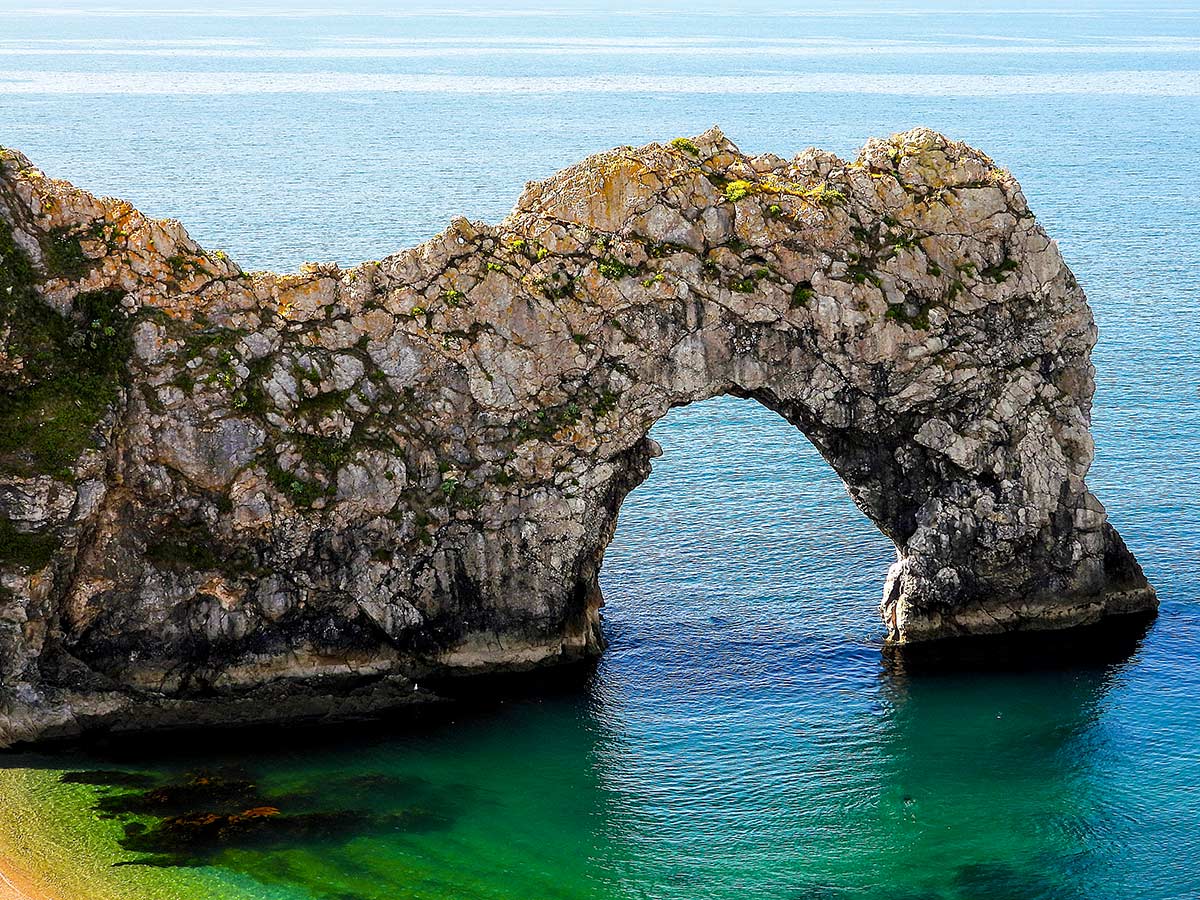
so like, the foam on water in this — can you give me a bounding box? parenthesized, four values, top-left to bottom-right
(3, 70, 1200, 94)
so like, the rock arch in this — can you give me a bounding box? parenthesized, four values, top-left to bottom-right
(0, 128, 1155, 744)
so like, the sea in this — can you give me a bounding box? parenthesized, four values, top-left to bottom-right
(0, 2, 1197, 898)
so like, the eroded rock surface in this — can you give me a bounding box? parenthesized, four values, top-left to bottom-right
(0, 128, 1155, 745)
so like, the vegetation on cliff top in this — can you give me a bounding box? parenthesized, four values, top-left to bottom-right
(0, 217, 130, 478)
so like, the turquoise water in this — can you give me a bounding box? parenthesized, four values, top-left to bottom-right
(1, 2, 1198, 898)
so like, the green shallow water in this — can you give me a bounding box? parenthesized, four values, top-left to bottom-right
(2, 608, 1197, 900)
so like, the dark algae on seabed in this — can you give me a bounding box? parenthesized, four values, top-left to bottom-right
(61, 764, 456, 869)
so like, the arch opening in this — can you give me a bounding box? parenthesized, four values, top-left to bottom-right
(597, 395, 895, 655)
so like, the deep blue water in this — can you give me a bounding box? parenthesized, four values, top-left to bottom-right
(0, 2, 1197, 898)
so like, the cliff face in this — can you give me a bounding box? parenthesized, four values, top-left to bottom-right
(0, 129, 1155, 745)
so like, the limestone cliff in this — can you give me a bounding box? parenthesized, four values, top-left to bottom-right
(0, 128, 1155, 745)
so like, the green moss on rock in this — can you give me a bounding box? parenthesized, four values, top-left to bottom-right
(596, 257, 638, 280)
(0, 218, 131, 477)
(0, 517, 57, 571)
(0, 215, 36, 301)
(981, 257, 1019, 282)
(146, 520, 260, 578)
(790, 282, 815, 308)
(669, 137, 700, 156)
(885, 302, 932, 331)
(264, 458, 326, 507)
(41, 224, 99, 281)
(723, 180, 757, 202)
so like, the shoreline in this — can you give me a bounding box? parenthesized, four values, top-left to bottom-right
(0, 853, 57, 900)
(0, 766, 161, 900)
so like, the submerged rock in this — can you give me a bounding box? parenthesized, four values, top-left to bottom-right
(0, 129, 1155, 745)
(60, 767, 451, 867)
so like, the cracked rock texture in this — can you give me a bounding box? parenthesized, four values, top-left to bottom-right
(0, 128, 1156, 746)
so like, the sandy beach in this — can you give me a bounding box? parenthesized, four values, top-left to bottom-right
(0, 769, 163, 900)
(0, 855, 56, 900)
